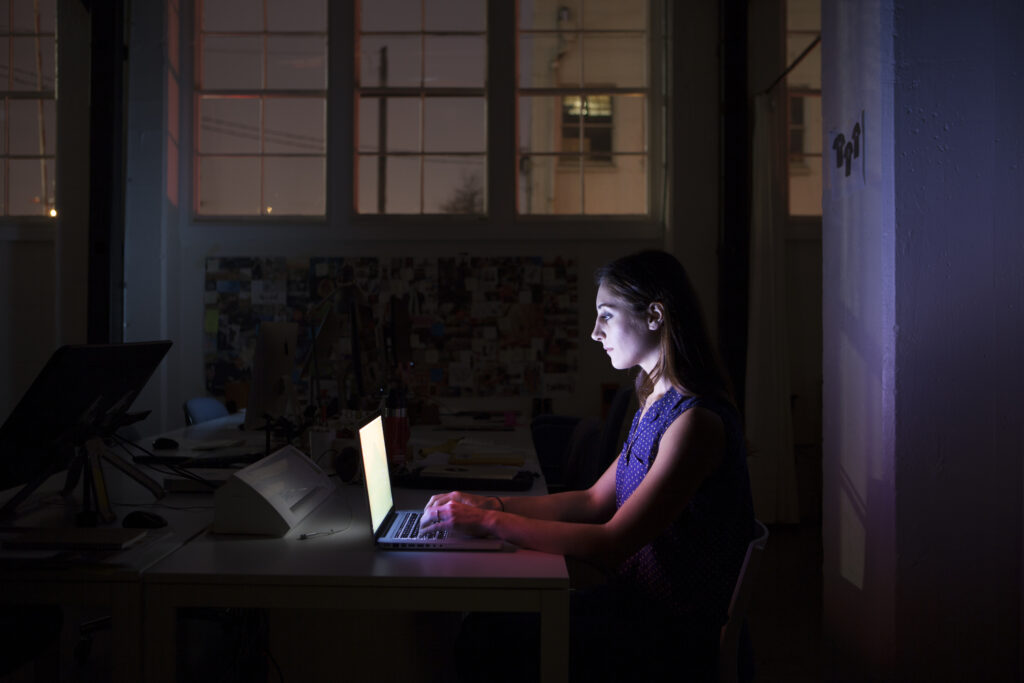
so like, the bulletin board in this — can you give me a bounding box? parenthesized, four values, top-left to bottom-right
(204, 256, 578, 410)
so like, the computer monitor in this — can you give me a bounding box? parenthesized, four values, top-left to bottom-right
(0, 340, 172, 519)
(244, 321, 299, 430)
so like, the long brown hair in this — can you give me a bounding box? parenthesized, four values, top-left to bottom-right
(595, 250, 733, 406)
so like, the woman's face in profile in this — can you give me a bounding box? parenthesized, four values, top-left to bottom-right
(591, 282, 660, 373)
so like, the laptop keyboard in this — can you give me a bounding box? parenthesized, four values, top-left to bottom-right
(397, 512, 448, 540)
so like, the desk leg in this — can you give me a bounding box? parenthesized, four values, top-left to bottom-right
(539, 589, 569, 683)
(143, 587, 177, 683)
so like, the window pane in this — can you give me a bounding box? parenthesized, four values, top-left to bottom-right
(424, 97, 483, 153)
(8, 157, 53, 215)
(0, 38, 8, 89)
(519, 0, 581, 30)
(198, 157, 261, 214)
(518, 155, 581, 215)
(356, 155, 423, 214)
(361, 0, 420, 32)
(13, 0, 55, 33)
(789, 161, 822, 216)
(9, 98, 54, 155)
(425, 0, 485, 31)
(356, 97, 378, 153)
(0, 161, 5, 213)
(198, 97, 261, 154)
(356, 154, 380, 213)
(583, 0, 646, 31)
(359, 36, 422, 88)
(425, 36, 485, 88)
(267, 0, 326, 32)
(387, 98, 421, 152)
(519, 96, 562, 153)
(264, 97, 325, 154)
(0, 5, 8, 33)
(264, 157, 325, 215)
(267, 35, 327, 90)
(424, 156, 485, 213)
(787, 0, 821, 32)
(384, 155, 421, 213)
(0, 102, 6, 154)
(786, 35, 820, 89)
(611, 94, 644, 153)
(518, 34, 574, 89)
(202, 35, 262, 90)
(202, 0, 262, 32)
(584, 155, 646, 214)
(582, 34, 645, 87)
(12, 36, 54, 90)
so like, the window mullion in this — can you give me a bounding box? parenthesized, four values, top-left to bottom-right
(488, 0, 515, 220)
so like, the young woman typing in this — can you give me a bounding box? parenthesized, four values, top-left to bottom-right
(420, 250, 756, 682)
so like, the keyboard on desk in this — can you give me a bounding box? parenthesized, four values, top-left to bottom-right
(396, 512, 448, 541)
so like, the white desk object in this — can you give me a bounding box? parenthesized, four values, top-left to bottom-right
(212, 445, 335, 536)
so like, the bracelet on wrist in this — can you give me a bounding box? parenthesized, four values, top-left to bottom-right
(490, 495, 504, 512)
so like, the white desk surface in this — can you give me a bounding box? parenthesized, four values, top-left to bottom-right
(139, 414, 569, 683)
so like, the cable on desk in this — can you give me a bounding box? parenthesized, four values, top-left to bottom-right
(110, 434, 219, 491)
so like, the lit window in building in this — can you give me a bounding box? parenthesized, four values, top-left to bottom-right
(561, 94, 613, 163)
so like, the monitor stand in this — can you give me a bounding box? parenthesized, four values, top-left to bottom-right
(1, 437, 165, 526)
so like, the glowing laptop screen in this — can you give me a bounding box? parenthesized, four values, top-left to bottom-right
(358, 415, 394, 535)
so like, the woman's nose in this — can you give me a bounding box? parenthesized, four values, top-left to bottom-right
(591, 322, 602, 341)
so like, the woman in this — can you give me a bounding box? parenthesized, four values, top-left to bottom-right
(421, 250, 755, 681)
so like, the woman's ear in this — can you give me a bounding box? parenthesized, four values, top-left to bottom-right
(647, 302, 665, 330)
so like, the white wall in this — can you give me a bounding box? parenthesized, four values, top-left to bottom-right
(822, 0, 1024, 678)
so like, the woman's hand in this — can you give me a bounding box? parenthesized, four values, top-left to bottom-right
(420, 491, 501, 537)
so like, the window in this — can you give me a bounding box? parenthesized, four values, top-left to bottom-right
(194, 0, 327, 217)
(194, 0, 657, 222)
(354, 0, 487, 215)
(561, 94, 612, 163)
(785, 0, 821, 217)
(0, 0, 56, 217)
(518, 0, 649, 215)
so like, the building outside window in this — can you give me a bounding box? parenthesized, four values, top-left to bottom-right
(0, 0, 56, 218)
(518, 0, 648, 215)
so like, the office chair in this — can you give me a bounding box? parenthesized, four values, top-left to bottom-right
(719, 519, 770, 683)
(183, 396, 230, 425)
(530, 385, 633, 492)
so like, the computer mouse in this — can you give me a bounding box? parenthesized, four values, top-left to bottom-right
(152, 437, 179, 450)
(122, 510, 168, 529)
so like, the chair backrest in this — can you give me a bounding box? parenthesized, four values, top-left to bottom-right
(719, 519, 770, 683)
(183, 396, 230, 426)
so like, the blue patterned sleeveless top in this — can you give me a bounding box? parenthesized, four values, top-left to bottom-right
(614, 387, 755, 624)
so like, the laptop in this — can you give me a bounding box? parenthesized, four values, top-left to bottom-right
(358, 415, 504, 551)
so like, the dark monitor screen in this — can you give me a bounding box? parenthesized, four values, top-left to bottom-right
(0, 340, 172, 494)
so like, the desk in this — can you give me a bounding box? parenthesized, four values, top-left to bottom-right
(141, 422, 570, 682)
(0, 474, 213, 682)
